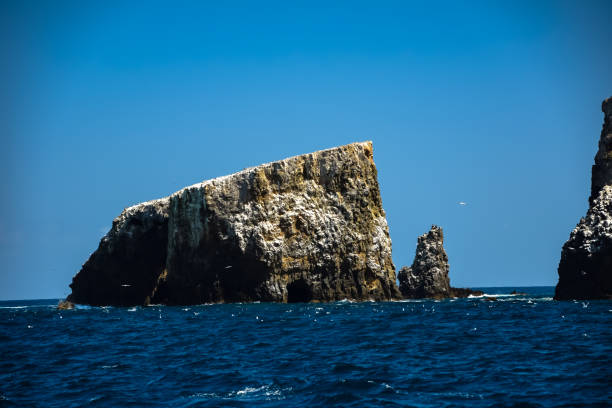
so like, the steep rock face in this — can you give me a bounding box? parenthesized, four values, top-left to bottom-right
(556, 98, 612, 300)
(590, 97, 612, 205)
(68, 142, 401, 305)
(555, 186, 612, 300)
(398, 226, 482, 299)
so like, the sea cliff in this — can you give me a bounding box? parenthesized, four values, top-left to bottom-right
(67, 142, 401, 305)
(555, 97, 612, 300)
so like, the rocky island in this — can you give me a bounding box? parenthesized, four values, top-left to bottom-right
(555, 97, 612, 300)
(66, 142, 402, 306)
(398, 225, 483, 299)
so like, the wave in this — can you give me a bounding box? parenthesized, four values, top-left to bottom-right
(190, 384, 291, 401)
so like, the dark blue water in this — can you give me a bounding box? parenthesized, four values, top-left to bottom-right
(1, 287, 610, 407)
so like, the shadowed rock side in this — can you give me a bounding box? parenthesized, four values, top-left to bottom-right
(556, 97, 612, 300)
(590, 97, 612, 206)
(398, 226, 482, 299)
(555, 186, 612, 300)
(68, 199, 169, 306)
(68, 141, 401, 306)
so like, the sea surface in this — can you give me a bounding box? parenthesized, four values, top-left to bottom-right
(1, 287, 610, 407)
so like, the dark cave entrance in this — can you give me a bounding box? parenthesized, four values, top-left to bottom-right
(287, 279, 313, 303)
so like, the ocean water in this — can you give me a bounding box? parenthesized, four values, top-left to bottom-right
(1, 287, 610, 408)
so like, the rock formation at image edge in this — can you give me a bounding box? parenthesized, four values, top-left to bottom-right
(397, 225, 483, 299)
(555, 97, 612, 300)
(66, 141, 402, 306)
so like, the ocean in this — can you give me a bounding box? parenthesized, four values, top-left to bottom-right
(1, 287, 610, 407)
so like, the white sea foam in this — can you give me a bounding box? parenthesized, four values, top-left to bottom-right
(191, 384, 290, 401)
(1, 304, 54, 309)
(235, 386, 266, 396)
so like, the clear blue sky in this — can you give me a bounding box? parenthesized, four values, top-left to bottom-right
(2, 1, 611, 300)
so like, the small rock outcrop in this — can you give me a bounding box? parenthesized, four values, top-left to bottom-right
(555, 97, 612, 300)
(67, 142, 401, 306)
(398, 226, 483, 299)
(56, 300, 74, 310)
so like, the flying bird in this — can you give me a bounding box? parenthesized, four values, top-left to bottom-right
(458, 201, 467, 206)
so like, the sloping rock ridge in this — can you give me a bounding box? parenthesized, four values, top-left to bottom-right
(68, 141, 401, 306)
(398, 225, 482, 299)
(556, 97, 612, 300)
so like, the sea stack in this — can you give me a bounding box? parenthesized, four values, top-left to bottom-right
(67, 142, 401, 306)
(555, 97, 612, 300)
(398, 225, 482, 299)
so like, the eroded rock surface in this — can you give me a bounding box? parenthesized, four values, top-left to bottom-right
(555, 97, 612, 300)
(67, 142, 401, 306)
(398, 226, 482, 299)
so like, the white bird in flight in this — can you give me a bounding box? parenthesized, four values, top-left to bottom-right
(458, 201, 467, 206)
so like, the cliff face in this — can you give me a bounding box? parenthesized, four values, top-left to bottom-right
(398, 225, 482, 299)
(555, 98, 612, 300)
(590, 98, 612, 205)
(68, 142, 401, 306)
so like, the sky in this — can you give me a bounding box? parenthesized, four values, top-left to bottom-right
(2, 1, 612, 300)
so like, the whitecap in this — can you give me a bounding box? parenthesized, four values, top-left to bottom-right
(265, 388, 285, 397)
(235, 386, 265, 396)
(127, 307, 137, 312)
(230, 384, 289, 400)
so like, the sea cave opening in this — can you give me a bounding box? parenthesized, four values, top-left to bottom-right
(287, 279, 313, 303)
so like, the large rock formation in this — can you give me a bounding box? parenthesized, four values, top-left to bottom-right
(398, 225, 482, 299)
(67, 141, 401, 306)
(555, 98, 612, 300)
